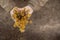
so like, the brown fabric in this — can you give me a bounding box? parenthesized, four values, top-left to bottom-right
(0, 0, 48, 12)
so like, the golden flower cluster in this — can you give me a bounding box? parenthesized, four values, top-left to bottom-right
(11, 7, 32, 32)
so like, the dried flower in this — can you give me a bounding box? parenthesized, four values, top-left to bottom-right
(11, 7, 32, 32)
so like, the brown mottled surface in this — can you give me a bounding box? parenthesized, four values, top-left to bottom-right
(0, 0, 60, 40)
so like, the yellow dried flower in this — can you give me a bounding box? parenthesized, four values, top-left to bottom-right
(12, 7, 32, 32)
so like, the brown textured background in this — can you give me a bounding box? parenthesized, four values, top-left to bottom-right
(0, 0, 60, 40)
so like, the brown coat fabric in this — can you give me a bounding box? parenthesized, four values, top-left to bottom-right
(0, 0, 48, 12)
